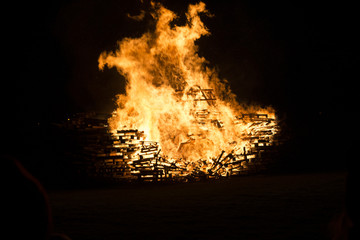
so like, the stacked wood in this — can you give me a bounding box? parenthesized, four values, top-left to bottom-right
(186, 86, 216, 106)
(94, 129, 182, 182)
(91, 112, 281, 180)
(237, 113, 274, 122)
(92, 129, 142, 181)
(129, 140, 160, 181)
(200, 113, 281, 178)
(59, 109, 282, 182)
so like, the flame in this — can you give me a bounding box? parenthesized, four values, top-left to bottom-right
(98, 2, 278, 167)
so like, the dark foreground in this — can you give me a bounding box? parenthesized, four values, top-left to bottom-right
(49, 172, 347, 240)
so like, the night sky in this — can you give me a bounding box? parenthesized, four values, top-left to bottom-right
(4, 0, 357, 172)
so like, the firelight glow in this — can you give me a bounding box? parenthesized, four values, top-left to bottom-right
(98, 1, 279, 173)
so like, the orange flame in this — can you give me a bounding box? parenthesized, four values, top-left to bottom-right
(99, 2, 278, 167)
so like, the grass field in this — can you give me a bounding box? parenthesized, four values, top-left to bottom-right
(49, 171, 347, 240)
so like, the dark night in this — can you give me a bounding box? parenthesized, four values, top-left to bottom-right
(3, 0, 358, 239)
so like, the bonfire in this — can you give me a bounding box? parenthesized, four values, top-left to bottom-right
(87, 1, 280, 181)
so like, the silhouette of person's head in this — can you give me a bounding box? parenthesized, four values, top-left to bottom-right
(4, 155, 52, 239)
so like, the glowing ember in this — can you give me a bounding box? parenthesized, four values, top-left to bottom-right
(98, 1, 279, 179)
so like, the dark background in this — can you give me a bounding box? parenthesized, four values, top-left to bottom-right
(3, 0, 357, 181)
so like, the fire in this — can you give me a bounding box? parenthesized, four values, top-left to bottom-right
(98, 1, 279, 178)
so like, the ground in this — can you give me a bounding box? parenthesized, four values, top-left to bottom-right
(49, 171, 347, 240)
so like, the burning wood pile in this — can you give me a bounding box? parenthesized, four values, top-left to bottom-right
(62, 109, 280, 182)
(62, 2, 282, 182)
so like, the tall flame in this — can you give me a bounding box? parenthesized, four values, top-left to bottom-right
(99, 1, 278, 163)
